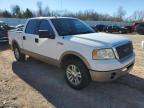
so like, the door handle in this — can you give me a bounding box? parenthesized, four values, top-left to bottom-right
(23, 36, 26, 40)
(35, 38, 39, 43)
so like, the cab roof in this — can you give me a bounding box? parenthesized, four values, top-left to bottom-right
(28, 17, 77, 20)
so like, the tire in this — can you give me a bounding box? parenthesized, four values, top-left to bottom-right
(105, 30, 108, 33)
(136, 23, 144, 35)
(119, 30, 123, 34)
(13, 45, 25, 61)
(64, 58, 91, 90)
(137, 29, 144, 35)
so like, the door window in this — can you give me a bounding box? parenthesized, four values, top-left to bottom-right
(39, 20, 55, 36)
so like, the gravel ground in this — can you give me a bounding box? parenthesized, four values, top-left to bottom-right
(0, 34, 144, 108)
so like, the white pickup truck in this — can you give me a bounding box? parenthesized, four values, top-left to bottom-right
(9, 17, 135, 90)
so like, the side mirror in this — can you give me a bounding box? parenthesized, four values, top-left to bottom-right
(38, 30, 55, 39)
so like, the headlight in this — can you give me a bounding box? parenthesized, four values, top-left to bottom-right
(92, 48, 115, 60)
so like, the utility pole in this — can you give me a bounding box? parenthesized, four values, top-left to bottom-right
(60, 0, 63, 16)
(61, 0, 62, 10)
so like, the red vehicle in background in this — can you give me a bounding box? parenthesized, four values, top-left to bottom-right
(123, 22, 140, 33)
(131, 22, 140, 32)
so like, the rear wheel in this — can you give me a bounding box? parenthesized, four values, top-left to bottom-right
(64, 58, 91, 90)
(13, 45, 25, 61)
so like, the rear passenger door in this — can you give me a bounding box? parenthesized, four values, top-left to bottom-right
(22, 19, 40, 53)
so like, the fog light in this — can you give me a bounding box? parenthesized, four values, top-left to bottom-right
(110, 72, 116, 79)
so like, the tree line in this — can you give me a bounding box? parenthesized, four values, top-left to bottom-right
(0, 1, 144, 22)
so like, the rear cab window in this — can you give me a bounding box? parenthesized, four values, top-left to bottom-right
(25, 19, 40, 35)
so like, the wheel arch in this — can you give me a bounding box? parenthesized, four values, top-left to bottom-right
(60, 51, 91, 70)
(11, 40, 20, 50)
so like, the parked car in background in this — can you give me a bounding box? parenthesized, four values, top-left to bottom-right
(93, 24, 107, 32)
(123, 22, 140, 33)
(122, 26, 133, 33)
(104, 25, 128, 34)
(0, 26, 8, 43)
(0, 21, 15, 30)
(136, 23, 144, 35)
(131, 22, 140, 32)
(91, 26, 98, 32)
(0, 21, 7, 26)
(0, 21, 10, 30)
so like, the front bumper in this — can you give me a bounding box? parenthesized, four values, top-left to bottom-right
(89, 61, 134, 81)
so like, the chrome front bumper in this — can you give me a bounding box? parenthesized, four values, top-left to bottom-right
(89, 61, 134, 81)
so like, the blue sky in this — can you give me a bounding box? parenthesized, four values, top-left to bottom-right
(0, 0, 144, 17)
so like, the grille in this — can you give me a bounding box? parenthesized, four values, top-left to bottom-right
(116, 42, 133, 59)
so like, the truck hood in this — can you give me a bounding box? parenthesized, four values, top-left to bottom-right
(64, 33, 129, 48)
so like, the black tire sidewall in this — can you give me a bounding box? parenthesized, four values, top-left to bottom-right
(14, 47, 20, 60)
(13, 46, 25, 61)
(64, 59, 91, 90)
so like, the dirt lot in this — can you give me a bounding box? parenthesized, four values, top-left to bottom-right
(0, 34, 144, 108)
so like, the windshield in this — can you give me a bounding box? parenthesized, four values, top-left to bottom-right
(51, 18, 95, 36)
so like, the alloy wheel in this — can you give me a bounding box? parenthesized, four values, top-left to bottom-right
(66, 64, 82, 86)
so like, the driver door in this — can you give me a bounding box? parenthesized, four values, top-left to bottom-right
(35, 19, 57, 59)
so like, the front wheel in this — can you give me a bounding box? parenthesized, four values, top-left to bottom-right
(13, 46, 25, 61)
(64, 58, 91, 90)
